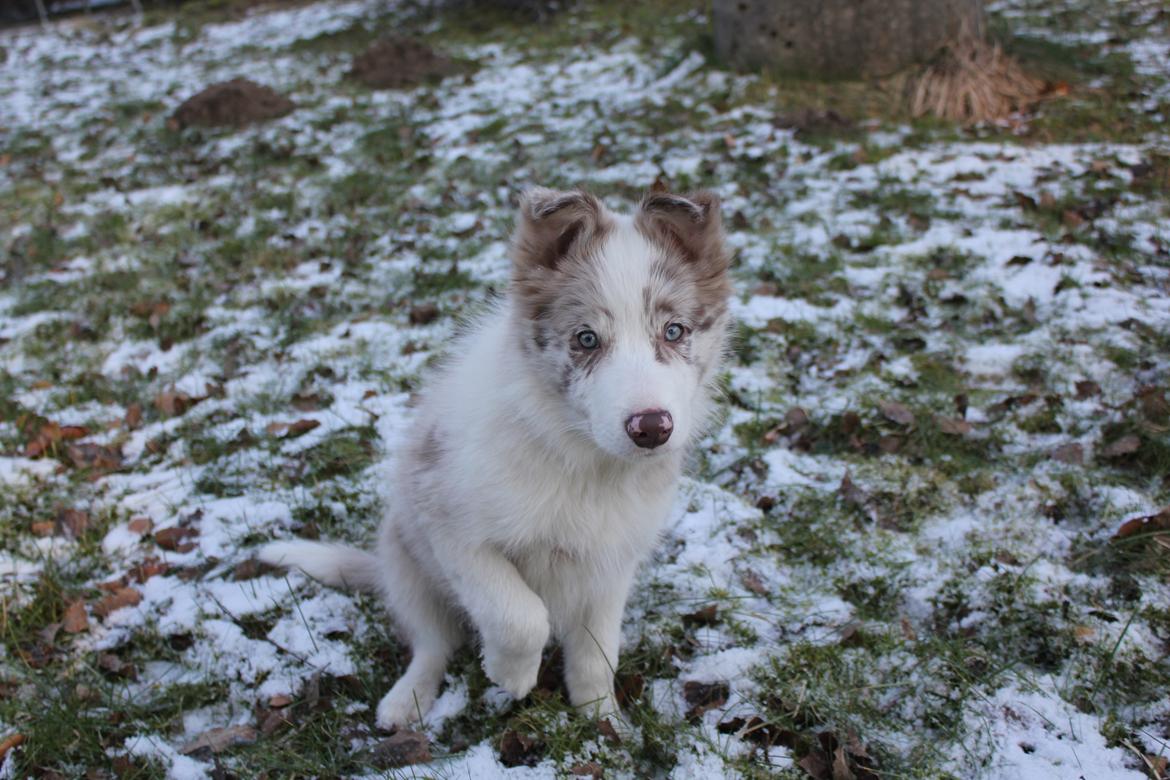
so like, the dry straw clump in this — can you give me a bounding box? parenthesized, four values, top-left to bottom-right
(902, 28, 1047, 124)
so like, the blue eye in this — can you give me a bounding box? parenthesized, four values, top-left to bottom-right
(664, 323, 685, 342)
(576, 330, 599, 350)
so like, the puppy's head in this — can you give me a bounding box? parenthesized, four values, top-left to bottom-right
(511, 187, 732, 460)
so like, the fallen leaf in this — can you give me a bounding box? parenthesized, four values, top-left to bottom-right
(30, 521, 56, 537)
(268, 419, 320, 438)
(833, 745, 857, 780)
(180, 725, 257, 756)
(800, 750, 832, 780)
(155, 388, 202, 417)
(129, 557, 169, 583)
(1074, 380, 1101, 399)
(499, 730, 543, 768)
(268, 694, 293, 709)
(596, 718, 622, 745)
(934, 415, 972, 435)
(569, 762, 603, 778)
(879, 400, 915, 426)
(233, 558, 274, 580)
(154, 526, 198, 553)
(127, 516, 153, 535)
(1050, 443, 1084, 465)
(741, 569, 767, 596)
(0, 733, 25, 761)
(24, 421, 89, 458)
(65, 442, 122, 473)
(97, 653, 137, 679)
(92, 587, 142, 618)
(370, 729, 431, 768)
(57, 508, 89, 537)
(900, 616, 918, 641)
(614, 672, 644, 709)
(285, 419, 320, 437)
(290, 391, 323, 412)
(1101, 434, 1141, 458)
(259, 708, 294, 736)
(1113, 508, 1170, 539)
(683, 680, 729, 719)
(681, 604, 719, 627)
(62, 601, 89, 634)
(409, 302, 439, 325)
(839, 472, 868, 508)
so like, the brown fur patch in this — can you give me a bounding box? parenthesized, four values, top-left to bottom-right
(511, 189, 612, 316)
(634, 191, 733, 319)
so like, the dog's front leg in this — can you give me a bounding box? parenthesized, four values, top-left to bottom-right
(435, 543, 549, 700)
(563, 568, 634, 719)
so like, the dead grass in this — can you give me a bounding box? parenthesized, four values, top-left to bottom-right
(899, 28, 1048, 124)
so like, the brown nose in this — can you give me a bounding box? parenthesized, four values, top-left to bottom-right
(625, 410, 673, 449)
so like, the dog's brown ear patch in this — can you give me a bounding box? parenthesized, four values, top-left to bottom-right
(512, 188, 608, 271)
(635, 191, 730, 274)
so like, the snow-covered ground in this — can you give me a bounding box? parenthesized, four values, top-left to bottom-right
(1, 0, 1168, 777)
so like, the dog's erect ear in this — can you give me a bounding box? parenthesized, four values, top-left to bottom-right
(512, 188, 608, 271)
(634, 191, 730, 274)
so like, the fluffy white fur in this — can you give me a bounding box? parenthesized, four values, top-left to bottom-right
(260, 188, 731, 730)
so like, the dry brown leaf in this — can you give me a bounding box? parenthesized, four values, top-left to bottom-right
(934, 414, 972, 435)
(92, 587, 142, 618)
(179, 725, 257, 756)
(799, 750, 832, 780)
(154, 526, 198, 553)
(24, 421, 90, 457)
(569, 762, 603, 778)
(0, 733, 25, 761)
(741, 569, 767, 596)
(127, 516, 153, 535)
(833, 745, 857, 780)
(1114, 508, 1170, 539)
(66, 442, 122, 473)
(1051, 443, 1084, 465)
(879, 400, 915, 426)
(681, 604, 719, 627)
(58, 508, 89, 537)
(683, 680, 729, 719)
(62, 601, 89, 634)
(498, 730, 543, 768)
(128, 556, 169, 584)
(155, 389, 197, 417)
(1101, 434, 1141, 458)
(409, 302, 439, 325)
(286, 419, 320, 437)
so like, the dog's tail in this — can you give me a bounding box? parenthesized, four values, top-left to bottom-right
(258, 540, 381, 591)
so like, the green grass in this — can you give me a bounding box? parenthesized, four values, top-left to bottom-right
(3, 0, 1170, 775)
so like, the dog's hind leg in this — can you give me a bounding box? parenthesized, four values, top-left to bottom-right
(371, 525, 464, 731)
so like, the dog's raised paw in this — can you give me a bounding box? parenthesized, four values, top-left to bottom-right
(482, 646, 542, 700)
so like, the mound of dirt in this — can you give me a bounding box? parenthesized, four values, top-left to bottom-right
(347, 37, 465, 90)
(171, 78, 295, 129)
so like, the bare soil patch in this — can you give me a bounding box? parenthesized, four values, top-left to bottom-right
(171, 78, 295, 129)
(347, 36, 465, 90)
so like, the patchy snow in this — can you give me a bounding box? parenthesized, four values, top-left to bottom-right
(2, 0, 1168, 776)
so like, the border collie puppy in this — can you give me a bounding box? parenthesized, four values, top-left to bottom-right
(261, 187, 732, 729)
